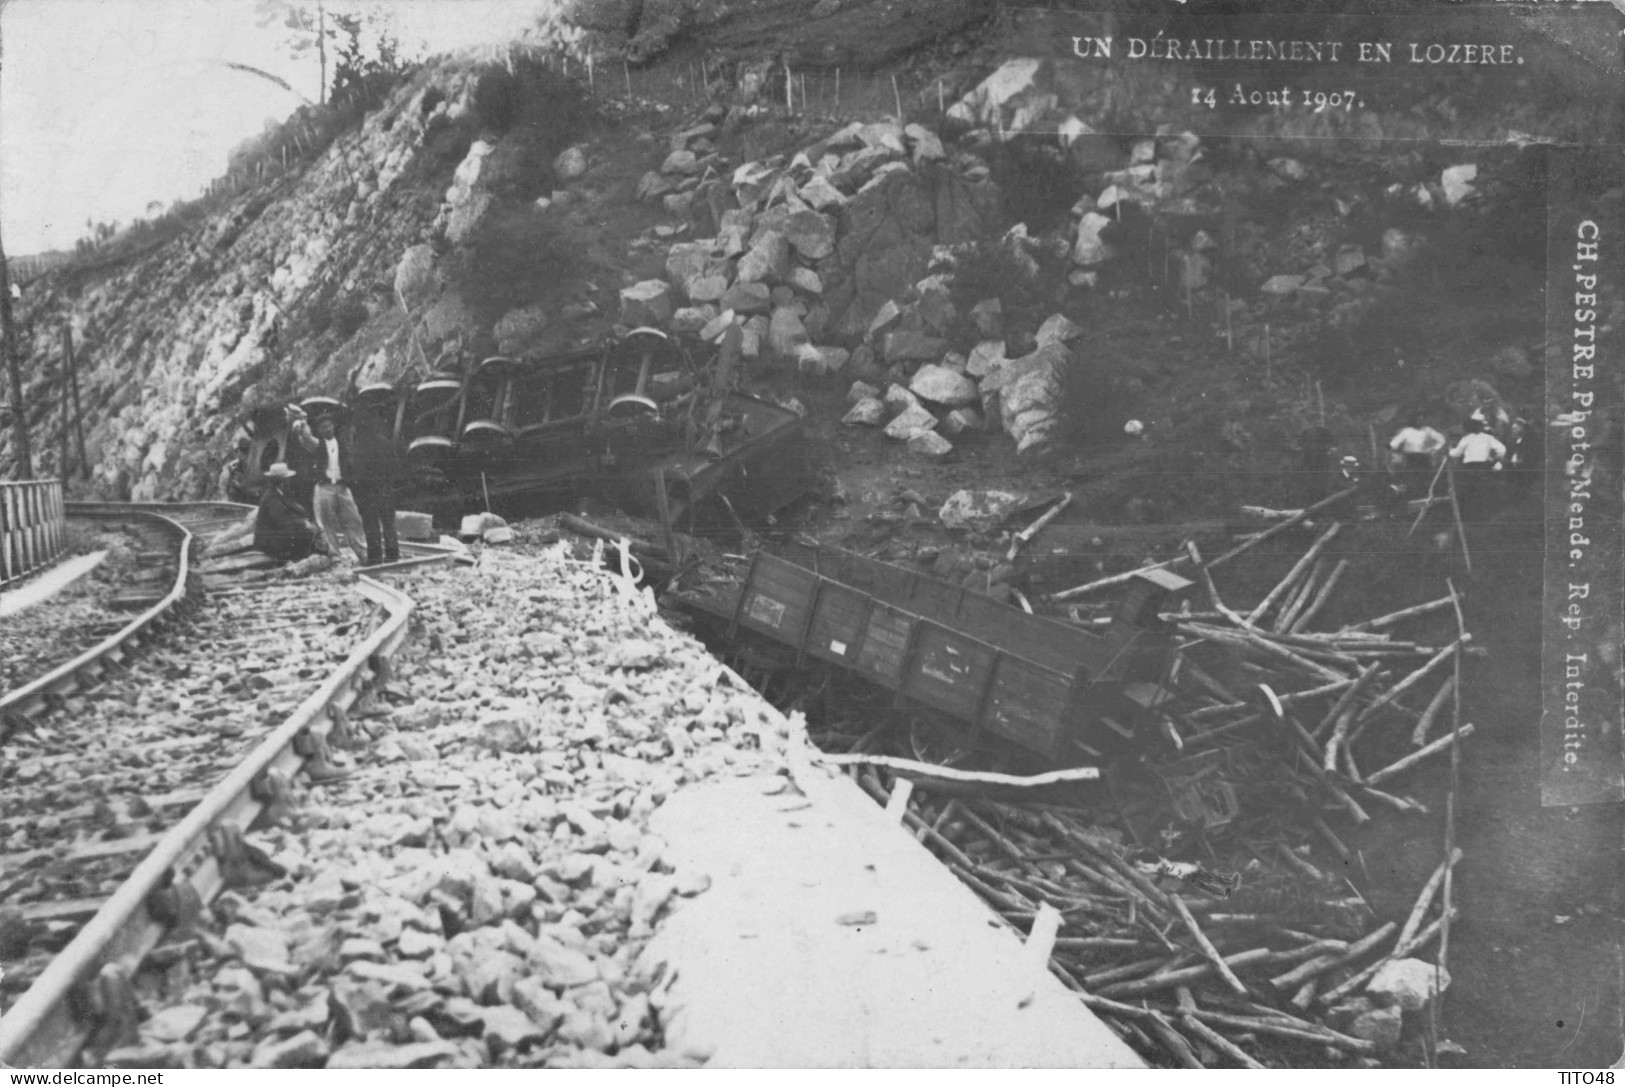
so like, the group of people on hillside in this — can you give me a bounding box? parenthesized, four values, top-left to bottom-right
(1304, 407, 1538, 524)
(251, 378, 404, 567)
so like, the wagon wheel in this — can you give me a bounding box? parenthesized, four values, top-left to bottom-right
(906, 715, 975, 769)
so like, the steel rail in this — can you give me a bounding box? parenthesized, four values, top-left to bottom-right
(0, 571, 416, 1067)
(0, 508, 194, 724)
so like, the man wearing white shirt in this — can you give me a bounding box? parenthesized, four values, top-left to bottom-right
(287, 404, 368, 563)
(1388, 413, 1445, 493)
(1449, 413, 1506, 521)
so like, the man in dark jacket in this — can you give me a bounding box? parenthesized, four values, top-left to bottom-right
(253, 463, 322, 561)
(345, 391, 404, 566)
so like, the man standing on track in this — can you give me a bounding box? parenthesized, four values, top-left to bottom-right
(287, 402, 368, 564)
(1388, 412, 1446, 496)
(1448, 411, 1506, 522)
(346, 385, 404, 567)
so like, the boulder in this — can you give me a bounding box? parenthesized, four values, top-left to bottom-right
(494, 304, 549, 355)
(884, 404, 938, 440)
(848, 380, 881, 404)
(720, 282, 771, 314)
(979, 342, 1067, 397)
(250, 1030, 329, 1069)
(1381, 227, 1419, 265)
(947, 57, 1042, 128)
(1334, 247, 1367, 276)
(661, 149, 699, 175)
(768, 306, 809, 358)
(740, 315, 768, 358)
(527, 932, 599, 987)
(1368, 959, 1451, 1012)
(799, 175, 848, 211)
(553, 146, 588, 179)
(143, 1004, 209, 1043)
(941, 407, 985, 436)
(966, 340, 1006, 378)
(789, 266, 823, 294)
(1348, 1003, 1403, 1050)
(1035, 314, 1083, 347)
(970, 298, 1002, 338)
(796, 344, 850, 376)
(883, 383, 921, 414)
(784, 210, 836, 259)
(685, 274, 729, 303)
(737, 231, 790, 284)
(909, 363, 979, 408)
(1260, 274, 1304, 295)
(1268, 157, 1308, 182)
(699, 308, 737, 341)
(227, 924, 294, 975)
(904, 123, 946, 163)
(619, 281, 673, 326)
(637, 170, 674, 202)
(1000, 368, 1058, 434)
(1441, 163, 1477, 207)
(718, 208, 753, 256)
(884, 329, 947, 365)
(1015, 419, 1056, 456)
(842, 397, 885, 426)
(1072, 212, 1112, 266)
(916, 282, 956, 332)
(666, 241, 720, 285)
(939, 489, 1026, 530)
(481, 1003, 550, 1052)
(394, 244, 438, 310)
(908, 431, 954, 458)
(671, 305, 715, 334)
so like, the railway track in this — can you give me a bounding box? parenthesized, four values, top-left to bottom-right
(0, 502, 426, 1068)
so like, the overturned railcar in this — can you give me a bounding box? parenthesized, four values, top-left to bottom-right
(238, 329, 809, 528)
(669, 543, 1195, 768)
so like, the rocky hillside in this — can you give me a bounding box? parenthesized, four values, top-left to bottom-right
(2, 1, 1615, 511)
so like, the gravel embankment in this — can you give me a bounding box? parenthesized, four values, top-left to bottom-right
(104, 541, 790, 1069)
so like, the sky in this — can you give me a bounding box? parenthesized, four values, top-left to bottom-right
(0, 0, 556, 255)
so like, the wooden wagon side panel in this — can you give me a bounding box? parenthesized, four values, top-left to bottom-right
(806, 582, 871, 665)
(736, 553, 819, 647)
(898, 623, 997, 718)
(982, 656, 1072, 758)
(855, 603, 915, 686)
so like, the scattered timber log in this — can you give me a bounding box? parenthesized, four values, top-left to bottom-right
(1008, 492, 1072, 561)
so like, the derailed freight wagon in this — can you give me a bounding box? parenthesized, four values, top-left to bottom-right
(237, 329, 809, 528)
(669, 543, 1195, 768)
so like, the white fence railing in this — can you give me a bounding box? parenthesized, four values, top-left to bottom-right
(1, 479, 67, 587)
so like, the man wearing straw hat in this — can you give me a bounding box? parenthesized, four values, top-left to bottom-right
(286, 401, 368, 564)
(252, 463, 323, 562)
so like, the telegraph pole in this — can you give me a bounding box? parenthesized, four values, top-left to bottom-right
(0, 227, 34, 478)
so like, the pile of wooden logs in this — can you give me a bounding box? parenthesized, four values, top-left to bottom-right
(1165, 528, 1475, 817)
(844, 770, 1463, 1067)
(846, 511, 1477, 1066)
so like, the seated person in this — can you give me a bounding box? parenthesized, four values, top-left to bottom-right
(254, 463, 324, 562)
